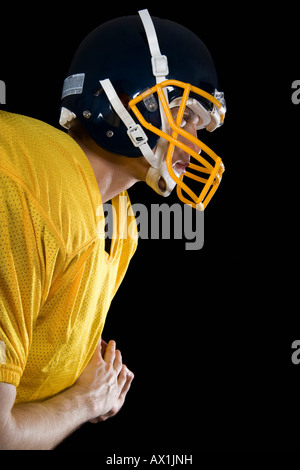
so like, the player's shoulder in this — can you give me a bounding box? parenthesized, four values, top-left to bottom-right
(0, 111, 84, 191)
(0, 110, 59, 141)
(0, 111, 101, 252)
(0, 110, 72, 157)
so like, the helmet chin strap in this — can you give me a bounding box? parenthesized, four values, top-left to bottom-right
(138, 9, 176, 197)
(138, 9, 174, 197)
(145, 138, 178, 197)
(100, 9, 178, 198)
(100, 77, 178, 197)
(146, 165, 177, 197)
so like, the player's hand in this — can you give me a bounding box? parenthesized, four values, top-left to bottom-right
(74, 339, 134, 421)
(89, 360, 134, 423)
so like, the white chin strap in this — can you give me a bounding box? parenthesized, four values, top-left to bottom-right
(138, 9, 176, 196)
(100, 9, 176, 198)
(100, 78, 177, 197)
(146, 163, 178, 197)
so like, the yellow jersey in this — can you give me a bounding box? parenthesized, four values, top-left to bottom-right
(0, 111, 137, 404)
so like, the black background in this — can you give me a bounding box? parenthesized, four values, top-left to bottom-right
(0, 2, 298, 453)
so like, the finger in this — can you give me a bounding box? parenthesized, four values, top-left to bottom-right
(118, 366, 134, 395)
(89, 416, 107, 424)
(100, 338, 108, 357)
(114, 349, 123, 374)
(90, 341, 103, 365)
(103, 340, 116, 366)
(117, 364, 128, 389)
(123, 371, 134, 395)
(89, 418, 99, 424)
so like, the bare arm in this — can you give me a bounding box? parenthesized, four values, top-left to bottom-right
(0, 340, 134, 450)
(0, 381, 89, 450)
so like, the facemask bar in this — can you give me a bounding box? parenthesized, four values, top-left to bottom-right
(129, 79, 225, 210)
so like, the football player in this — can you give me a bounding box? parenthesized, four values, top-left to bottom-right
(0, 10, 225, 449)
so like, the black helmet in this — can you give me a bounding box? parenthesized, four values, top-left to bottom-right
(60, 9, 226, 210)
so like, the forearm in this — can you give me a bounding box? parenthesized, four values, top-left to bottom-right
(1, 385, 88, 450)
(0, 340, 134, 450)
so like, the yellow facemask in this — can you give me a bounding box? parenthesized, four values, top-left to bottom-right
(129, 79, 225, 211)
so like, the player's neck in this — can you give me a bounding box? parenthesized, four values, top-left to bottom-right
(69, 122, 149, 203)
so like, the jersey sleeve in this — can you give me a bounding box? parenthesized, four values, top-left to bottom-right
(0, 172, 64, 387)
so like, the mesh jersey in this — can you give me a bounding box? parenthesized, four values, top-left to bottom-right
(0, 111, 137, 404)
